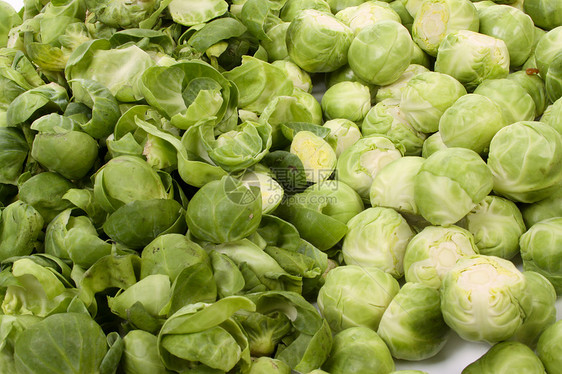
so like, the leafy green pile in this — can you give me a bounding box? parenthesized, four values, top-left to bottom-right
(0, 0, 561, 373)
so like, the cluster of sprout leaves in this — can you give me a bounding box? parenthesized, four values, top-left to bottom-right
(0, 0, 561, 373)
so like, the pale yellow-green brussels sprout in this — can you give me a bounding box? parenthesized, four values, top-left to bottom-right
(520, 187, 562, 228)
(370, 156, 424, 216)
(462, 341, 546, 374)
(271, 60, 312, 93)
(439, 94, 507, 155)
(240, 169, 284, 215)
(478, 5, 535, 67)
(262, 22, 290, 61)
(410, 42, 431, 68)
(441, 255, 527, 343)
(249, 357, 291, 374)
(534, 26, 562, 79)
(348, 20, 414, 86)
(342, 207, 415, 278)
(464, 195, 525, 259)
(401, 71, 467, 133)
(280, 0, 332, 22)
(299, 180, 364, 224)
(335, 1, 401, 35)
(421, 132, 447, 158)
(375, 64, 430, 104)
(290, 131, 337, 183)
(317, 265, 400, 333)
(473, 79, 535, 125)
(536, 320, 562, 374)
(336, 135, 403, 201)
(412, 0, 479, 56)
(378, 283, 449, 361)
(322, 327, 395, 374)
(286, 9, 354, 73)
(524, 0, 562, 30)
(414, 148, 493, 226)
(321, 81, 371, 122)
(121, 330, 168, 374)
(435, 30, 510, 91)
(506, 70, 547, 118)
(362, 100, 427, 156)
(323, 118, 362, 157)
(487, 121, 562, 203)
(541, 97, 562, 134)
(404, 225, 479, 289)
(520, 217, 562, 295)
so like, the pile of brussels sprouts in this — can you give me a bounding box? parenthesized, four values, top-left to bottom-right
(0, 0, 562, 373)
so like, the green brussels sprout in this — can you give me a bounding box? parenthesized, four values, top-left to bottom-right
(0, 201, 44, 262)
(520, 217, 562, 295)
(410, 42, 431, 68)
(439, 94, 507, 155)
(378, 282, 449, 361)
(342, 207, 415, 277)
(292, 89, 324, 125)
(271, 60, 312, 93)
(464, 196, 525, 259)
(390, 0, 414, 31)
(362, 100, 427, 156)
(325, 0, 367, 13)
(506, 70, 547, 118)
(542, 97, 562, 134)
(0, 314, 41, 374)
(401, 71, 467, 133)
(249, 357, 291, 374)
(322, 327, 395, 374)
(168, 0, 227, 26)
(348, 20, 414, 86)
(262, 22, 290, 61)
(511, 271, 557, 348)
(290, 131, 337, 184)
(19, 172, 75, 224)
(375, 64, 430, 104)
(0, 2, 21, 48)
(93, 155, 169, 214)
(535, 26, 562, 79)
(280, 0, 332, 22)
(321, 81, 371, 122)
(462, 341, 546, 374)
(421, 132, 447, 158)
(286, 9, 354, 73)
(487, 121, 562, 203)
(404, 225, 479, 289)
(318, 265, 400, 333)
(121, 330, 168, 374)
(412, 0, 479, 56)
(324, 118, 362, 157)
(300, 180, 364, 224)
(478, 5, 534, 67)
(370, 156, 424, 216)
(546, 51, 562, 102)
(524, 0, 562, 30)
(186, 176, 262, 243)
(336, 136, 403, 201)
(435, 30, 510, 91)
(240, 170, 284, 215)
(536, 320, 562, 374)
(441, 255, 527, 343)
(473, 79, 535, 125)
(414, 148, 493, 226)
(326, 65, 376, 101)
(520, 187, 562, 228)
(0, 127, 28, 185)
(335, 1, 401, 35)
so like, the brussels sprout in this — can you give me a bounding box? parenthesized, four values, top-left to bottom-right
(438, 94, 506, 155)
(336, 136, 403, 201)
(506, 70, 547, 118)
(121, 330, 168, 374)
(280, 0, 332, 22)
(323, 327, 395, 374)
(0, 127, 28, 185)
(390, 0, 414, 31)
(326, 64, 375, 97)
(542, 97, 562, 134)
(412, 0, 479, 56)
(378, 282, 449, 360)
(520, 187, 562, 228)
(168, 0, 227, 26)
(370, 156, 424, 216)
(414, 148, 493, 226)
(299, 180, 364, 224)
(435, 30, 510, 91)
(0, 2, 21, 48)
(290, 131, 337, 183)
(473, 79, 535, 125)
(410, 42, 431, 68)
(318, 265, 400, 332)
(441, 255, 526, 343)
(271, 60, 312, 93)
(348, 20, 413, 86)
(240, 170, 284, 215)
(262, 22, 290, 61)
(478, 5, 534, 67)
(292, 89, 324, 125)
(375, 64, 430, 104)
(0, 201, 44, 262)
(249, 357, 291, 374)
(342, 207, 414, 277)
(462, 341, 546, 374)
(535, 26, 562, 79)
(524, 0, 562, 30)
(404, 225, 479, 289)
(186, 176, 262, 243)
(536, 320, 562, 374)
(487, 121, 562, 203)
(421, 132, 447, 158)
(511, 271, 557, 348)
(335, 1, 401, 35)
(362, 100, 427, 156)
(321, 81, 371, 122)
(323, 119, 362, 157)
(546, 51, 562, 102)
(401, 71, 467, 133)
(286, 9, 354, 73)
(325, 0, 367, 13)
(520, 217, 562, 295)
(19, 172, 75, 224)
